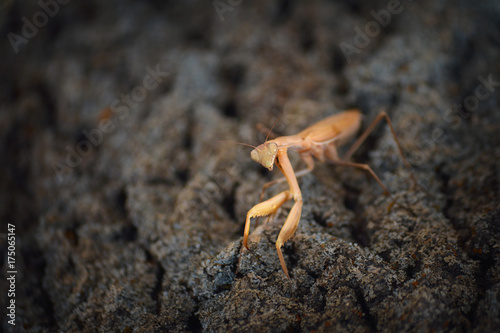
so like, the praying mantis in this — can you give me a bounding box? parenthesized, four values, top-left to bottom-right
(242, 109, 418, 278)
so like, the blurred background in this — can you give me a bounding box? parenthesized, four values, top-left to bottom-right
(0, 0, 499, 332)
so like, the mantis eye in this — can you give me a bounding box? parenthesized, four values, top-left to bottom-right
(250, 149, 260, 163)
(268, 142, 278, 154)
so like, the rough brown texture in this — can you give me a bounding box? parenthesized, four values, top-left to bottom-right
(1, 0, 499, 332)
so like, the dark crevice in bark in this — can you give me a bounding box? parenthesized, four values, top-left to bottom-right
(151, 262, 165, 315)
(354, 286, 378, 332)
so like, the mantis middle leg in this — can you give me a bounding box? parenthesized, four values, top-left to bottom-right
(341, 111, 420, 189)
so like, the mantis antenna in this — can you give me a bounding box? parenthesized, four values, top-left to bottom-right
(217, 140, 258, 149)
(265, 116, 281, 142)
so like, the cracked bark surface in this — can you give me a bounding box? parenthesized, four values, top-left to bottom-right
(1, 0, 499, 332)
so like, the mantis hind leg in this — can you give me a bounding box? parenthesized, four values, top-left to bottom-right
(341, 111, 421, 190)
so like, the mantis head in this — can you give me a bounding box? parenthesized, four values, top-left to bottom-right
(251, 142, 278, 170)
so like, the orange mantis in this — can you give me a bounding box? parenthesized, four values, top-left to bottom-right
(242, 109, 419, 278)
